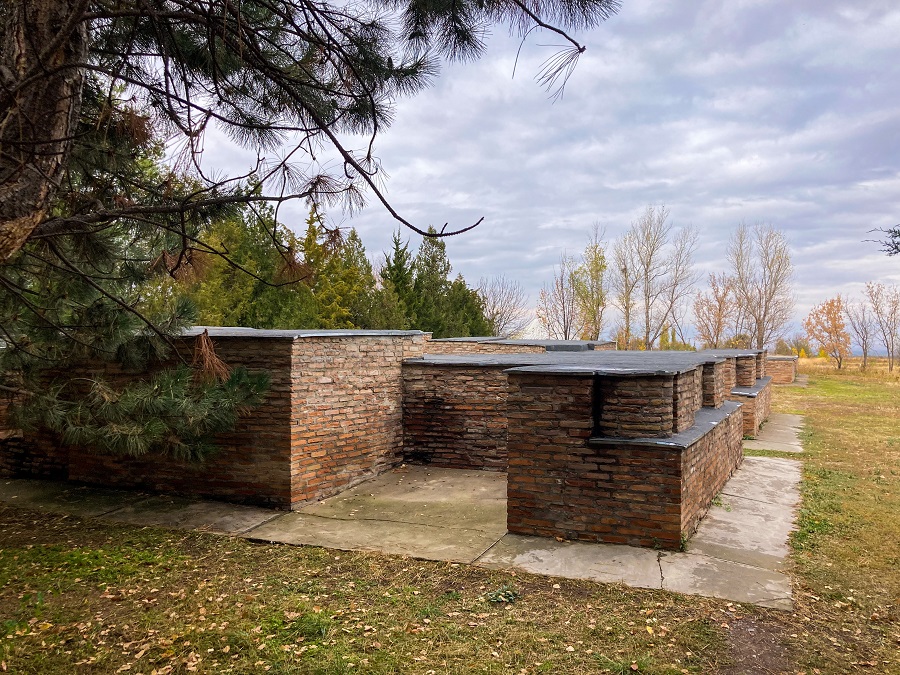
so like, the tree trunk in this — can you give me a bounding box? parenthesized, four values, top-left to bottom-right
(0, 0, 87, 262)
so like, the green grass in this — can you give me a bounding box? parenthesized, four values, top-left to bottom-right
(0, 362, 899, 673)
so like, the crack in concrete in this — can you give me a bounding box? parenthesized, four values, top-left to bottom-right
(470, 535, 507, 565)
(657, 551, 665, 588)
(719, 490, 783, 506)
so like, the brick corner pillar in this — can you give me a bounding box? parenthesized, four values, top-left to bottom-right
(505, 369, 594, 541)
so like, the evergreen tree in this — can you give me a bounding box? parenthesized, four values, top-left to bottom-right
(411, 230, 454, 335)
(3, 1, 620, 261)
(380, 231, 416, 323)
(0, 88, 268, 460)
(162, 208, 318, 329)
(445, 275, 492, 337)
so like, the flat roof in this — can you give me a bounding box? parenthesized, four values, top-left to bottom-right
(700, 348, 767, 357)
(186, 327, 426, 339)
(409, 351, 726, 376)
(426, 337, 617, 351)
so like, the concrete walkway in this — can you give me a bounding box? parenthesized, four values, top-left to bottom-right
(743, 413, 805, 453)
(0, 420, 804, 611)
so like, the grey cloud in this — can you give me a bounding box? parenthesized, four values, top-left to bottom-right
(198, 0, 900, 328)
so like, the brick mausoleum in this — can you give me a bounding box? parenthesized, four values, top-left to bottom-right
(0, 328, 777, 549)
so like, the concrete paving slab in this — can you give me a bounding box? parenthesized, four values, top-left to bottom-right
(101, 495, 279, 534)
(719, 456, 802, 506)
(300, 466, 506, 533)
(0, 479, 145, 517)
(246, 512, 501, 563)
(475, 534, 663, 589)
(743, 413, 805, 453)
(661, 553, 793, 610)
(686, 504, 793, 571)
(688, 456, 800, 571)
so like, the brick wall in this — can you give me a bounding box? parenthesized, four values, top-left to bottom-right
(0, 429, 68, 479)
(423, 340, 544, 355)
(735, 355, 757, 387)
(680, 405, 743, 535)
(506, 371, 746, 550)
(1, 331, 427, 509)
(594, 375, 674, 438)
(673, 368, 703, 433)
(701, 361, 728, 408)
(731, 377, 773, 438)
(289, 334, 427, 506)
(402, 363, 509, 470)
(766, 356, 797, 384)
(67, 336, 296, 507)
(755, 351, 767, 379)
(721, 357, 737, 392)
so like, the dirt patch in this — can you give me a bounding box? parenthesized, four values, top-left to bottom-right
(720, 616, 793, 674)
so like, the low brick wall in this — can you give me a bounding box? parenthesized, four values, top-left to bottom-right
(730, 377, 773, 438)
(0, 430, 68, 479)
(680, 404, 743, 535)
(506, 370, 747, 549)
(402, 363, 509, 470)
(701, 361, 728, 408)
(673, 368, 703, 433)
(67, 336, 296, 507)
(721, 357, 737, 392)
(594, 375, 675, 438)
(766, 356, 798, 384)
(755, 351, 767, 379)
(735, 355, 757, 387)
(423, 340, 544, 355)
(289, 333, 427, 506)
(0, 329, 427, 509)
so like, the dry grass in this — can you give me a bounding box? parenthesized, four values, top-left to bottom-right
(0, 363, 899, 673)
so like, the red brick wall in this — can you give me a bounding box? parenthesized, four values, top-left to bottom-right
(67, 337, 295, 507)
(506, 372, 683, 548)
(755, 351, 767, 378)
(735, 356, 757, 387)
(766, 357, 797, 384)
(402, 363, 508, 470)
(721, 357, 737, 392)
(673, 368, 703, 433)
(680, 407, 743, 535)
(288, 334, 426, 506)
(423, 340, 544, 355)
(1, 332, 427, 509)
(506, 371, 748, 550)
(701, 361, 728, 408)
(594, 375, 674, 438)
(731, 378, 772, 438)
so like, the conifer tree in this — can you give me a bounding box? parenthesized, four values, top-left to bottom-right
(2, 0, 621, 261)
(0, 88, 268, 459)
(380, 231, 416, 322)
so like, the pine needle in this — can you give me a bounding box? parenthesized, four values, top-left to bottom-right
(191, 330, 230, 384)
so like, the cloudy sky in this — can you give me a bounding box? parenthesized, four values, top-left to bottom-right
(208, 0, 900, 337)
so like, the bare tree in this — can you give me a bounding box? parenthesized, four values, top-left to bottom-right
(536, 254, 584, 340)
(727, 223, 794, 349)
(612, 206, 698, 349)
(845, 297, 876, 369)
(478, 275, 531, 338)
(864, 282, 900, 371)
(610, 230, 639, 348)
(693, 272, 736, 348)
